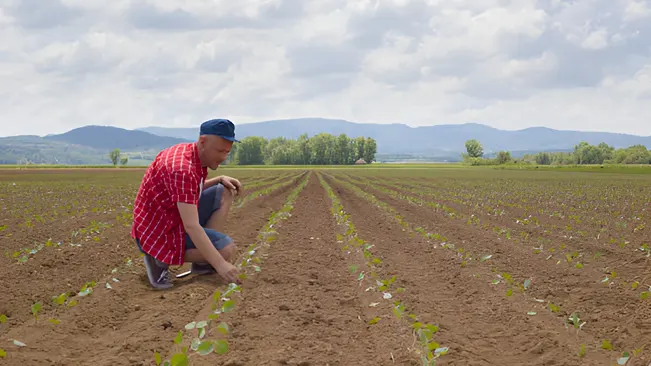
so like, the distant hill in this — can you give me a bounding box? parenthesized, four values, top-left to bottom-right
(138, 118, 651, 155)
(0, 126, 190, 165)
(2, 118, 650, 165)
(45, 125, 190, 150)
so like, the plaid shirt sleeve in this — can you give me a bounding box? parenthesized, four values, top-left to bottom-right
(167, 170, 200, 205)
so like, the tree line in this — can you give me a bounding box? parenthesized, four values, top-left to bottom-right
(226, 133, 377, 165)
(462, 139, 651, 166)
(525, 142, 651, 165)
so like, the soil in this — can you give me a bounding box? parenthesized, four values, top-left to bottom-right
(0, 172, 302, 365)
(187, 172, 414, 365)
(1, 169, 649, 366)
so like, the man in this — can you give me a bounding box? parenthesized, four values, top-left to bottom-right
(131, 118, 243, 289)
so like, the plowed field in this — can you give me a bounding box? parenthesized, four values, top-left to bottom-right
(1, 167, 650, 366)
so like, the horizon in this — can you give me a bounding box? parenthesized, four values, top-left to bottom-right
(2, 118, 651, 139)
(1, 2, 649, 137)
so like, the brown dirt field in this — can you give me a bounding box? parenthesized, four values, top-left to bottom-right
(2, 168, 650, 366)
(185, 173, 414, 365)
(0, 172, 302, 365)
(323, 174, 608, 366)
(346, 175, 651, 282)
(329, 173, 651, 365)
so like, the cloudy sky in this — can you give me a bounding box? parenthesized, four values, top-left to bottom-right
(1, 0, 650, 137)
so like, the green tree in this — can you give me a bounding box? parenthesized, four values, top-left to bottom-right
(234, 136, 267, 165)
(495, 151, 512, 164)
(109, 148, 120, 166)
(363, 137, 377, 163)
(465, 140, 483, 158)
(120, 156, 129, 166)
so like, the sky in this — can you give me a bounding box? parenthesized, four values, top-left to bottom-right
(0, 0, 650, 137)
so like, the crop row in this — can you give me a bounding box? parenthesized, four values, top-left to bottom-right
(4, 174, 300, 265)
(349, 173, 649, 244)
(317, 172, 448, 365)
(0, 252, 141, 358)
(336, 173, 651, 297)
(155, 172, 311, 365)
(324, 173, 648, 362)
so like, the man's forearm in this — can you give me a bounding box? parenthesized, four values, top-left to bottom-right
(185, 225, 226, 269)
(203, 176, 222, 189)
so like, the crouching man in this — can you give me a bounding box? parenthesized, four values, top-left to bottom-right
(131, 119, 243, 289)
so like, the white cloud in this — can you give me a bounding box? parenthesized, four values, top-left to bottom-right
(0, 0, 649, 137)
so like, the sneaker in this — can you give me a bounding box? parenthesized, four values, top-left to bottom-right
(191, 262, 216, 275)
(143, 254, 173, 289)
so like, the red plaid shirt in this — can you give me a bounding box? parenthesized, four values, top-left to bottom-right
(131, 142, 208, 265)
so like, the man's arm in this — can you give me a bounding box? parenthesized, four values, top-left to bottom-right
(177, 202, 240, 284)
(204, 175, 242, 194)
(203, 176, 222, 189)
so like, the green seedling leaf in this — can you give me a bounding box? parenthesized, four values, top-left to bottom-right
(0, 348, 6, 357)
(31, 302, 41, 320)
(524, 279, 532, 289)
(105, 283, 112, 289)
(170, 353, 189, 366)
(506, 288, 513, 297)
(216, 322, 230, 335)
(368, 317, 381, 325)
(527, 312, 537, 316)
(154, 352, 162, 365)
(191, 338, 201, 351)
(185, 322, 196, 330)
(349, 265, 358, 274)
(53, 293, 67, 305)
(174, 331, 183, 344)
(198, 327, 206, 339)
(602, 339, 613, 351)
(578, 344, 586, 358)
(197, 341, 215, 355)
(196, 321, 208, 329)
(617, 351, 630, 365)
(641, 292, 649, 300)
(480, 254, 492, 262)
(13, 340, 26, 347)
(221, 299, 235, 313)
(0, 314, 7, 324)
(214, 340, 229, 354)
(47, 318, 60, 325)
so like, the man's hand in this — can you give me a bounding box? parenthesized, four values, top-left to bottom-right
(216, 261, 241, 284)
(218, 175, 242, 195)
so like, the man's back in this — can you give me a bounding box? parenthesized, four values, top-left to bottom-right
(131, 142, 208, 265)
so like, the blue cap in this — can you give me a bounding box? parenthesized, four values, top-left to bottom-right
(199, 118, 239, 142)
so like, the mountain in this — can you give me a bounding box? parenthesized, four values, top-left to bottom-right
(2, 119, 651, 165)
(45, 125, 190, 150)
(0, 126, 190, 165)
(138, 118, 651, 155)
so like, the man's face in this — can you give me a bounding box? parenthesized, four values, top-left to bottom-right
(200, 135, 233, 169)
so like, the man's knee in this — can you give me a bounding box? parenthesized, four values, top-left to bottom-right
(220, 185, 234, 206)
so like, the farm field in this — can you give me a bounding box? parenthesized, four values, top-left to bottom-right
(0, 167, 650, 365)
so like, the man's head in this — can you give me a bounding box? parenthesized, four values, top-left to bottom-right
(197, 119, 239, 170)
